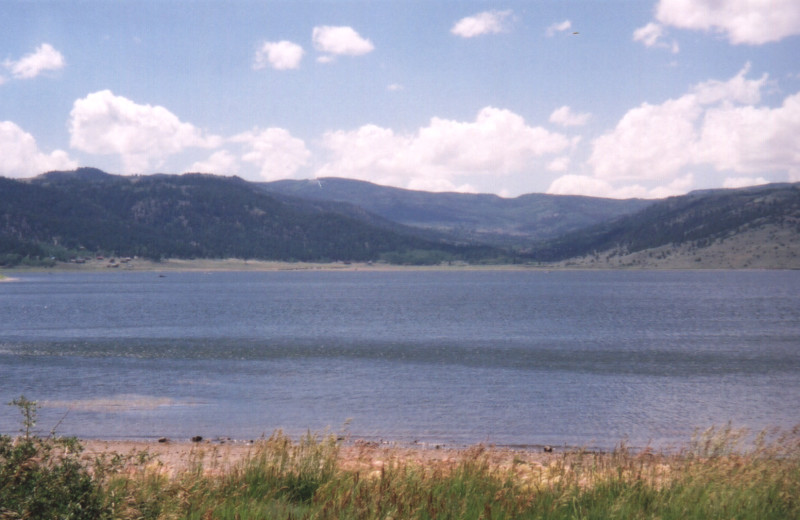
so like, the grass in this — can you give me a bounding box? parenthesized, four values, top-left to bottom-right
(2, 398, 799, 519)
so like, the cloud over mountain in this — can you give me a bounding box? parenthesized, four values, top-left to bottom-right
(231, 128, 310, 181)
(0, 121, 76, 177)
(548, 64, 800, 198)
(69, 90, 221, 174)
(317, 107, 569, 192)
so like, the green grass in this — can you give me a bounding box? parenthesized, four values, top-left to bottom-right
(2, 397, 799, 519)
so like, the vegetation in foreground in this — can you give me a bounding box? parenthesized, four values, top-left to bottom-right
(2, 397, 799, 519)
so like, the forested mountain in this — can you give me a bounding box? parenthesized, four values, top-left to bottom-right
(527, 182, 800, 267)
(261, 178, 652, 246)
(2, 168, 797, 269)
(0, 169, 502, 266)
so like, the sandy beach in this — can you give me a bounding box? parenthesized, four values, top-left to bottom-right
(80, 438, 558, 477)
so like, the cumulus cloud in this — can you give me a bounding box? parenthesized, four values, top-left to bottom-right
(547, 173, 694, 199)
(547, 156, 571, 172)
(655, 0, 800, 45)
(188, 150, 239, 175)
(633, 22, 679, 52)
(451, 10, 513, 38)
(317, 107, 569, 192)
(0, 121, 76, 178)
(253, 40, 304, 70)
(546, 20, 572, 37)
(696, 92, 800, 181)
(692, 62, 766, 105)
(579, 63, 800, 196)
(547, 175, 616, 197)
(549, 106, 591, 127)
(590, 95, 701, 180)
(69, 90, 221, 173)
(231, 127, 310, 181)
(312, 26, 374, 60)
(4, 43, 65, 79)
(723, 176, 769, 189)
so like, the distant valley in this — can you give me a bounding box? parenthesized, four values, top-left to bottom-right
(1, 168, 798, 269)
(261, 178, 651, 246)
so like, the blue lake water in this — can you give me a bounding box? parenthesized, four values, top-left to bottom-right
(1, 270, 799, 450)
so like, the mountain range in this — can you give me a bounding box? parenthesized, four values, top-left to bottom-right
(1, 168, 798, 268)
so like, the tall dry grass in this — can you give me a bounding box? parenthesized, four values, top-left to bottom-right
(90, 425, 800, 520)
(2, 397, 797, 520)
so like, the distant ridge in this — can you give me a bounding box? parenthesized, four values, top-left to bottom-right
(260, 177, 652, 245)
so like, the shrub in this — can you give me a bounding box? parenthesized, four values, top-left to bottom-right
(0, 396, 109, 519)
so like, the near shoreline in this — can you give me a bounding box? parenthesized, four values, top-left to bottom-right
(79, 438, 559, 478)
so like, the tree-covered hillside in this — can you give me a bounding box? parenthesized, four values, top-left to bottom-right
(527, 183, 800, 262)
(0, 169, 502, 266)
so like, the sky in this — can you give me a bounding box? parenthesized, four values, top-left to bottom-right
(1, 0, 799, 199)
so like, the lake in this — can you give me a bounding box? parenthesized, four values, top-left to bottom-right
(1, 269, 799, 450)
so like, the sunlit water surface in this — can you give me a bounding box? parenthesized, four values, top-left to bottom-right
(2, 270, 798, 450)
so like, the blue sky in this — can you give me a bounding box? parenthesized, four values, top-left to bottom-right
(2, 0, 799, 198)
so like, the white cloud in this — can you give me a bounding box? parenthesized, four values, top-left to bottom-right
(723, 176, 769, 189)
(0, 121, 76, 178)
(188, 150, 239, 175)
(549, 105, 591, 127)
(633, 22, 664, 47)
(547, 173, 694, 199)
(387, 83, 404, 92)
(69, 90, 221, 173)
(253, 40, 304, 70)
(696, 92, 800, 180)
(547, 156, 571, 172)
(656, 0, 800, 45)
(231, 127, 310, 181)
(4, 43, 65, 79)
(547, 175, 615, 197)
(633, 22, 679, 52)
(317, 107, 569, 192)
(451, 10, 513, 38)
(312, 26, 374, 59)
(589, 95, 701, 180)
(546, 20, 572, 37)
(692, 62, 766, 105)
(580, 64, 800, 197)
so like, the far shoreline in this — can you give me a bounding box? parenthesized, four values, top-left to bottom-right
(2, 258, 554, 274)
(2, 257, 797, 275)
